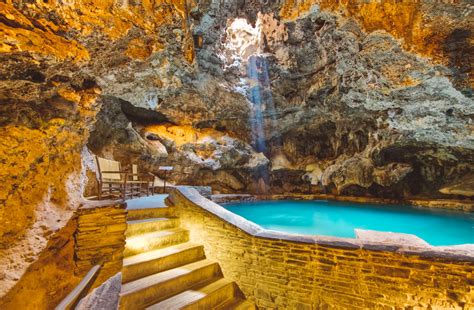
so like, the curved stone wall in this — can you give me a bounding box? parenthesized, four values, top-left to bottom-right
(169, 187, 474, 309)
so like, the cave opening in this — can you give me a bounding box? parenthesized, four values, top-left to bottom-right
(222, 16, 283, 192)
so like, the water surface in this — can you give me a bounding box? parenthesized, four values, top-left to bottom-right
(224, 200, 474, 246)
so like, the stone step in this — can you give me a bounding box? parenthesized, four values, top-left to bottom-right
(119, 259, 222, 310)
(127, 206, 176, 221)
(126, 217, 180, 237)
(124, 228, 189, 257)
(145, 278, 238, 310)
(215, 298, 257, 310)
(122, 242, 205, 283)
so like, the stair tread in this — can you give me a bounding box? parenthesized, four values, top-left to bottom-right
(126, 227, 187, 242)
(124, 227, 189, 257)
(121, 259, 217, 296)
(127, 217, 178, 225)
(123, 242, 203, 267)
(146, 278, 234, 310)
(126, 195, 168, 210)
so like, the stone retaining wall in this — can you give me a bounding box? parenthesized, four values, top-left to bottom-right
(75, 200, 127, 287)
(169, 187, 474, 309)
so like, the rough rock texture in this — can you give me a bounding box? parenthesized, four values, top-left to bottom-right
(1, 0, 473, 300)
(88, 97, 269, 192)
(88, 1, 474, 199)
(74, 202, 127, 286)
(0, 216, 80, 309)
(76, 272, 122, 310)
(194, 2, 473, 199)
(0, 0, 193, 295)
(439, 173, 474, 197)
(279, 0, 474, 91)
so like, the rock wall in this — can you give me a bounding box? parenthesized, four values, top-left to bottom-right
(0, 0, 193, 294)
(170, 188, 474, 309)
(280, 0, 474, 90)
(87, 96, 270, 193)
(86, 0, 474, 198)
(0, 215, 80, 309)
(0, 201, 126, 309)
(74, 201, 127, 288)
(194, 0, 473, 198)
(76, 272, 122, 310)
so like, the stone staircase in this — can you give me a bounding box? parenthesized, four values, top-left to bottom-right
(120, 200, 255, 310)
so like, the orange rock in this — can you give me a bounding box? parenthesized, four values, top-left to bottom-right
(279, 0, 473, 88)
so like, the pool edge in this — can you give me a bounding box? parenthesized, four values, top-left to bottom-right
(212, 193, 474, 212)
(171, 186, 474, 262)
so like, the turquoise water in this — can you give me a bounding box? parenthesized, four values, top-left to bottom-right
(224, 200, 474, 246)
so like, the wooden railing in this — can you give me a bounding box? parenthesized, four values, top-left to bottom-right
(55, 265, 101, 310)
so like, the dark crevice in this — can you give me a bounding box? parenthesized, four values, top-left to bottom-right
(443, 28, 473, 90)
(0, 15, 34, 31)
(119, 99, 171, 125)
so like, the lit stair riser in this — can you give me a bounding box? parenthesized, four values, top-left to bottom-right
(120, 260, 221, 309)
(124, 229, 189, 257)
(147, 278, 240, 310)
(123, 244, 205, 283)
(126, 218, 180, 237)
(127, 207, 176, 221)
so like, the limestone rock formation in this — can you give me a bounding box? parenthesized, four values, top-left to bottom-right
(279, 0, 474, 91)
(88, 97, 269, 193)
(175, 1, 473, 199)
(87, 1, 474, 198)
(0, 0, 194, 296)
(0, 0, 473, 300)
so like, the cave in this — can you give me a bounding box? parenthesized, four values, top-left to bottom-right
(0, 1, 473, 309)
